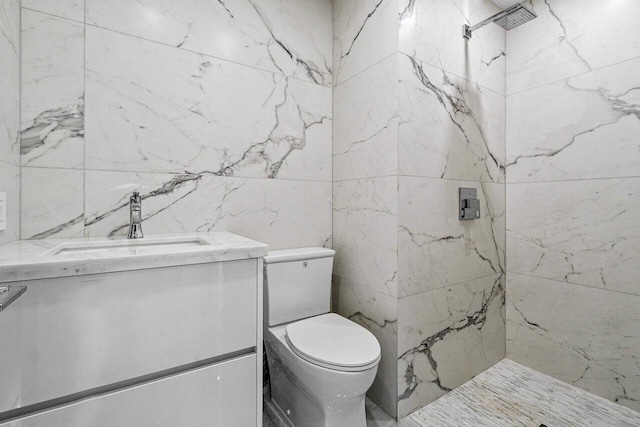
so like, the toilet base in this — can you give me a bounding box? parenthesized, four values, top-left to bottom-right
(264, 323, 376, 427)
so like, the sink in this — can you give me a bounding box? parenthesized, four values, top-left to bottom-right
(48, 236, 209, 257)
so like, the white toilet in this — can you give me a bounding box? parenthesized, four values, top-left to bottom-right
(263, 248, 381, 427)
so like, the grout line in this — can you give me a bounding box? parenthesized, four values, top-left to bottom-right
(21, 6, 84, 24)
(20, 7, 332, 90)
(506, 175, 640, 185)
(506, 53, 640, 97)
(18, 0, 22, 241)
(507, 271, 640, 299)
(86, 22, 330, 89)
(334, 50, 398, 88)
(334, 174, 507, 185)
(398, 272, 503, 301)
(83, 0, 86, 236)
(18, 165, 333, 184)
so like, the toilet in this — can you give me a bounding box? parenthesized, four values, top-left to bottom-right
(263, 248, 381, 427)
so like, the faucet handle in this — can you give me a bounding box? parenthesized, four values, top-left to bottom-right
(130, 191, 142, 204)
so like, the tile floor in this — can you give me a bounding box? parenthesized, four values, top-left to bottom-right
(265, 359, 640, 427)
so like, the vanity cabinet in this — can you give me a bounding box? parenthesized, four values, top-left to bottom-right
(0, 232, 266, 427)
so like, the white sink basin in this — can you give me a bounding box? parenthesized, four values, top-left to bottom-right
(49, 236, 209, 257)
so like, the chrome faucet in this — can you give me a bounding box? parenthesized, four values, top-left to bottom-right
(128, 192, 144, 239)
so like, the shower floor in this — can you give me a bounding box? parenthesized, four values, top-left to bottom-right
(367, 358, 640, 427)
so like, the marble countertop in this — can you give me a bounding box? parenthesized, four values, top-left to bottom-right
(0, 232, 268, 283)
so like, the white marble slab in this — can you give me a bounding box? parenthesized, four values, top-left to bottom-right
(399, 0, 505, 94)
(399, 54, 505, 183)
(397, 274, 506, 418)
(333, 177, 398, 298)
(507, 56, 640, 182)
(20, 167, 84, 240)
(84, 170, 331, 251)
(333, 0, 398, 87)
(333, 279, 399, 419)
(0, 231, 267, 283)
(0, 0, 20, 166)
(85, 26, 331, 181)
(333, 54, 398, 181)
(507, 0, 640, 95)
(412, 358, 640, 426)
(20, 10, 84, 169)
(398, 177, 504, 298)
(507, 273, 640, 413)
(86, 0, 332, 87)
(22, 0, 84, 22)
(507, 178, 640, 296)
(0, 161, 20, 247)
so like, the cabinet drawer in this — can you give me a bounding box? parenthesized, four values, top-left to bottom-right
(0, 259, 257, 413)
(0, 354, 257, 427)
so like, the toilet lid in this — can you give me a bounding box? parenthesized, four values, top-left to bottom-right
(285, 313, 381, 371)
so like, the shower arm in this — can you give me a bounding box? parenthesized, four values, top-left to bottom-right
(463, 3, 522, 40)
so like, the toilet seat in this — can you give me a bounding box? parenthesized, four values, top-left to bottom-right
(285, 313, 381, 372)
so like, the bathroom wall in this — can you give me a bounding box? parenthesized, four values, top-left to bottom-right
(18, 0, 333, 250)
(0, 0, 21, 246)
(506, 0, 640, 412)
(332, 0, 400, 417)
(332, 0, 506, 419)
(396, 0, 506, 418)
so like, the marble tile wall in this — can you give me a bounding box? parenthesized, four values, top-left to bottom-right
(332, 0, 400, 417)
(18, 0, 333, 249)
(505, 0, 640, 412)
(332, 0, 507, 419)
(395, 0, 506, 418)
(0, 0, 21, 246)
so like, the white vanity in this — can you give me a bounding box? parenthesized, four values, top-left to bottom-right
(0, 232, 267, 427)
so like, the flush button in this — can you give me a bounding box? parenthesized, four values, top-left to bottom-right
(303, 261, 308, 268)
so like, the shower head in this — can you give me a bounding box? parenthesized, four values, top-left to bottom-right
(463, 3, 536, 40)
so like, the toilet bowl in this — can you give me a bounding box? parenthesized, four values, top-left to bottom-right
(262, 248, 381, 427)
(265, 314, 380, 427)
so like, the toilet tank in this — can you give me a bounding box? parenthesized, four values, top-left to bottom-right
(263, 247, 335, 326)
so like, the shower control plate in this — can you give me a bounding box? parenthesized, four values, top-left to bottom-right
(459, 188, 481, 220)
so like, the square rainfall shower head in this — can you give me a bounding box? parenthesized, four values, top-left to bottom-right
(463, 3, 537, 39)
(493, 5, 537, 30)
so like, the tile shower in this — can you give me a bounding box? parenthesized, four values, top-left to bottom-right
(0, 0, 639, 424)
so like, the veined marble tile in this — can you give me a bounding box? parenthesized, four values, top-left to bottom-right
(398, 177, 504, 298)
(333, 0, 398, 87)
(413, 359, 640, 426)
(507, 273, 640, 412)
(85, 0, 332, 87)
(333, 177, 398, 298)
(85, 26, 331, 181)
(333, 54, 398, 181)
(507, 0, 640, 95)
(398, 274, 506, 418)
(507, 57, 640, 182)
(22, 0, 84, 22)
(84, 170, 331, 250)
(507, 178, 640, 296)
(399, 54, 505, 183)
(0, 0, 20, 166)
(21, 10, 84, 169)
(0, 161, 20, 246)
(21, 167, 84, 239)
(399, 0, 505, 94)
(332, 279, 398, 419)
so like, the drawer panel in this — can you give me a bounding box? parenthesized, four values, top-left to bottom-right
(0, 354, 257, 427)
(0, 259, 257, 413)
